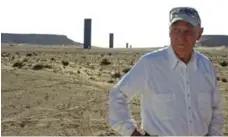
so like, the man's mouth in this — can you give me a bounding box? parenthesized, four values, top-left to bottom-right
(177, 44, 185, 48)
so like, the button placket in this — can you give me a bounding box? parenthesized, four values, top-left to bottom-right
(186, 68, 193, 135)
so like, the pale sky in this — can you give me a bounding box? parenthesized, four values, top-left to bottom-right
(1, 0, 228, 48)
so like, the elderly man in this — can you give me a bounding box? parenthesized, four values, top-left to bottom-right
(108, 7, 224, 136)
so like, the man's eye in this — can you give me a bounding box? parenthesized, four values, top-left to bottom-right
(185, 30, 194, 35)
(172, 29, 194, 36)
(173, 29, 180, 33)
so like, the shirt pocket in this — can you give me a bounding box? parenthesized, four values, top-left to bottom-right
(151, 93, 176, 121)
(197, 92, 212, 125)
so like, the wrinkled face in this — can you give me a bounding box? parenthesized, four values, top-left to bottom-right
(169, 20, 203, 58)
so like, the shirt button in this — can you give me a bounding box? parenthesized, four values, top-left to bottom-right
(187, 94, 190, 97)
(188, 106, 191, 109)
(190, 120, 192, 123)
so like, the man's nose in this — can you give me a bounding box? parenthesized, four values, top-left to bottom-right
(176, 32, 186, 42)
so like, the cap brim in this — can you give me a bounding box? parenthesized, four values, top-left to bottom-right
(170, 14, 198, 27)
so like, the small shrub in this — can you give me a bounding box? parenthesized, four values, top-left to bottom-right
(50, 57, 55, 61)
(219, 61, 228, 67)
(122, 67, 131, 74)
(23, 58, 28, 62)
(209, 58, 212, 62)
(222, 78, 227, 83)
(217, 77, 220, 81)
(100, 58, 111, 65)
(108, 80, 114, 83)
(33, 64, 43, 70)
(1, 52, 10, 57)
(20, 122, 25, 128)
(62, 60, 69, 66)
(13, 61, 24, 68)
(33, 52, 38, 56)
(33, 64, 52, 70)
(25, 105, 30, 109)
(26, 53, 32, 57)
(111, 72, 121, 78)
(90, 77, 95, 80)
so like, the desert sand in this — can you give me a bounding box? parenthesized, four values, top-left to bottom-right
(1, 45, 228, 136)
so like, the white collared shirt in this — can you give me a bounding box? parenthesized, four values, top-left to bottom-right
(108, 46, 224, 136)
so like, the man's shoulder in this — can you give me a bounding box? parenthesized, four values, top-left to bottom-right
(141, 47, 168, 62)
(195, 51, 215, 73)
(195, 51, 212, 65)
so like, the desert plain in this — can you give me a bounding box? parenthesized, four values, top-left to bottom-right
(1, 45, 228, 136)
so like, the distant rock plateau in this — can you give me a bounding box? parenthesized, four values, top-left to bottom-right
(1, 33, 82, 46)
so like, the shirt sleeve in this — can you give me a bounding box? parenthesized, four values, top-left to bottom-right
(108, 56, 148, 136)
(208, 65, 224, 136)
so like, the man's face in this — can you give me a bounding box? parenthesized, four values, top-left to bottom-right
(169, 20, 203, 58)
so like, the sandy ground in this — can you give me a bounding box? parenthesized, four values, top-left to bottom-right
(1, 45, 228, 136)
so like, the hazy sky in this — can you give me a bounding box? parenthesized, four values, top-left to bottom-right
(1, 0, 228, 48)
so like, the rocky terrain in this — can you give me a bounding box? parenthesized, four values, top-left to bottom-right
(1, 45, 228, 135)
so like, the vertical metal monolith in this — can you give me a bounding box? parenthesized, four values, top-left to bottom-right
(84, 18, 92, 49)
(109, 33, 114, 48)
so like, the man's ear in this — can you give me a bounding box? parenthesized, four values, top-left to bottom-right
(197, 27, 204, 40)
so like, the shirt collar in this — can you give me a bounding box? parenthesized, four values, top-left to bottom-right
(167, 45, 197, 71)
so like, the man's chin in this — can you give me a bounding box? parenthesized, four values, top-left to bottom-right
(175, 51, 190, 58)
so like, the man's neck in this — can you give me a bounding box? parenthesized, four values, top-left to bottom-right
(179, 54, 192, 64)
(175, 50, 194, 64)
